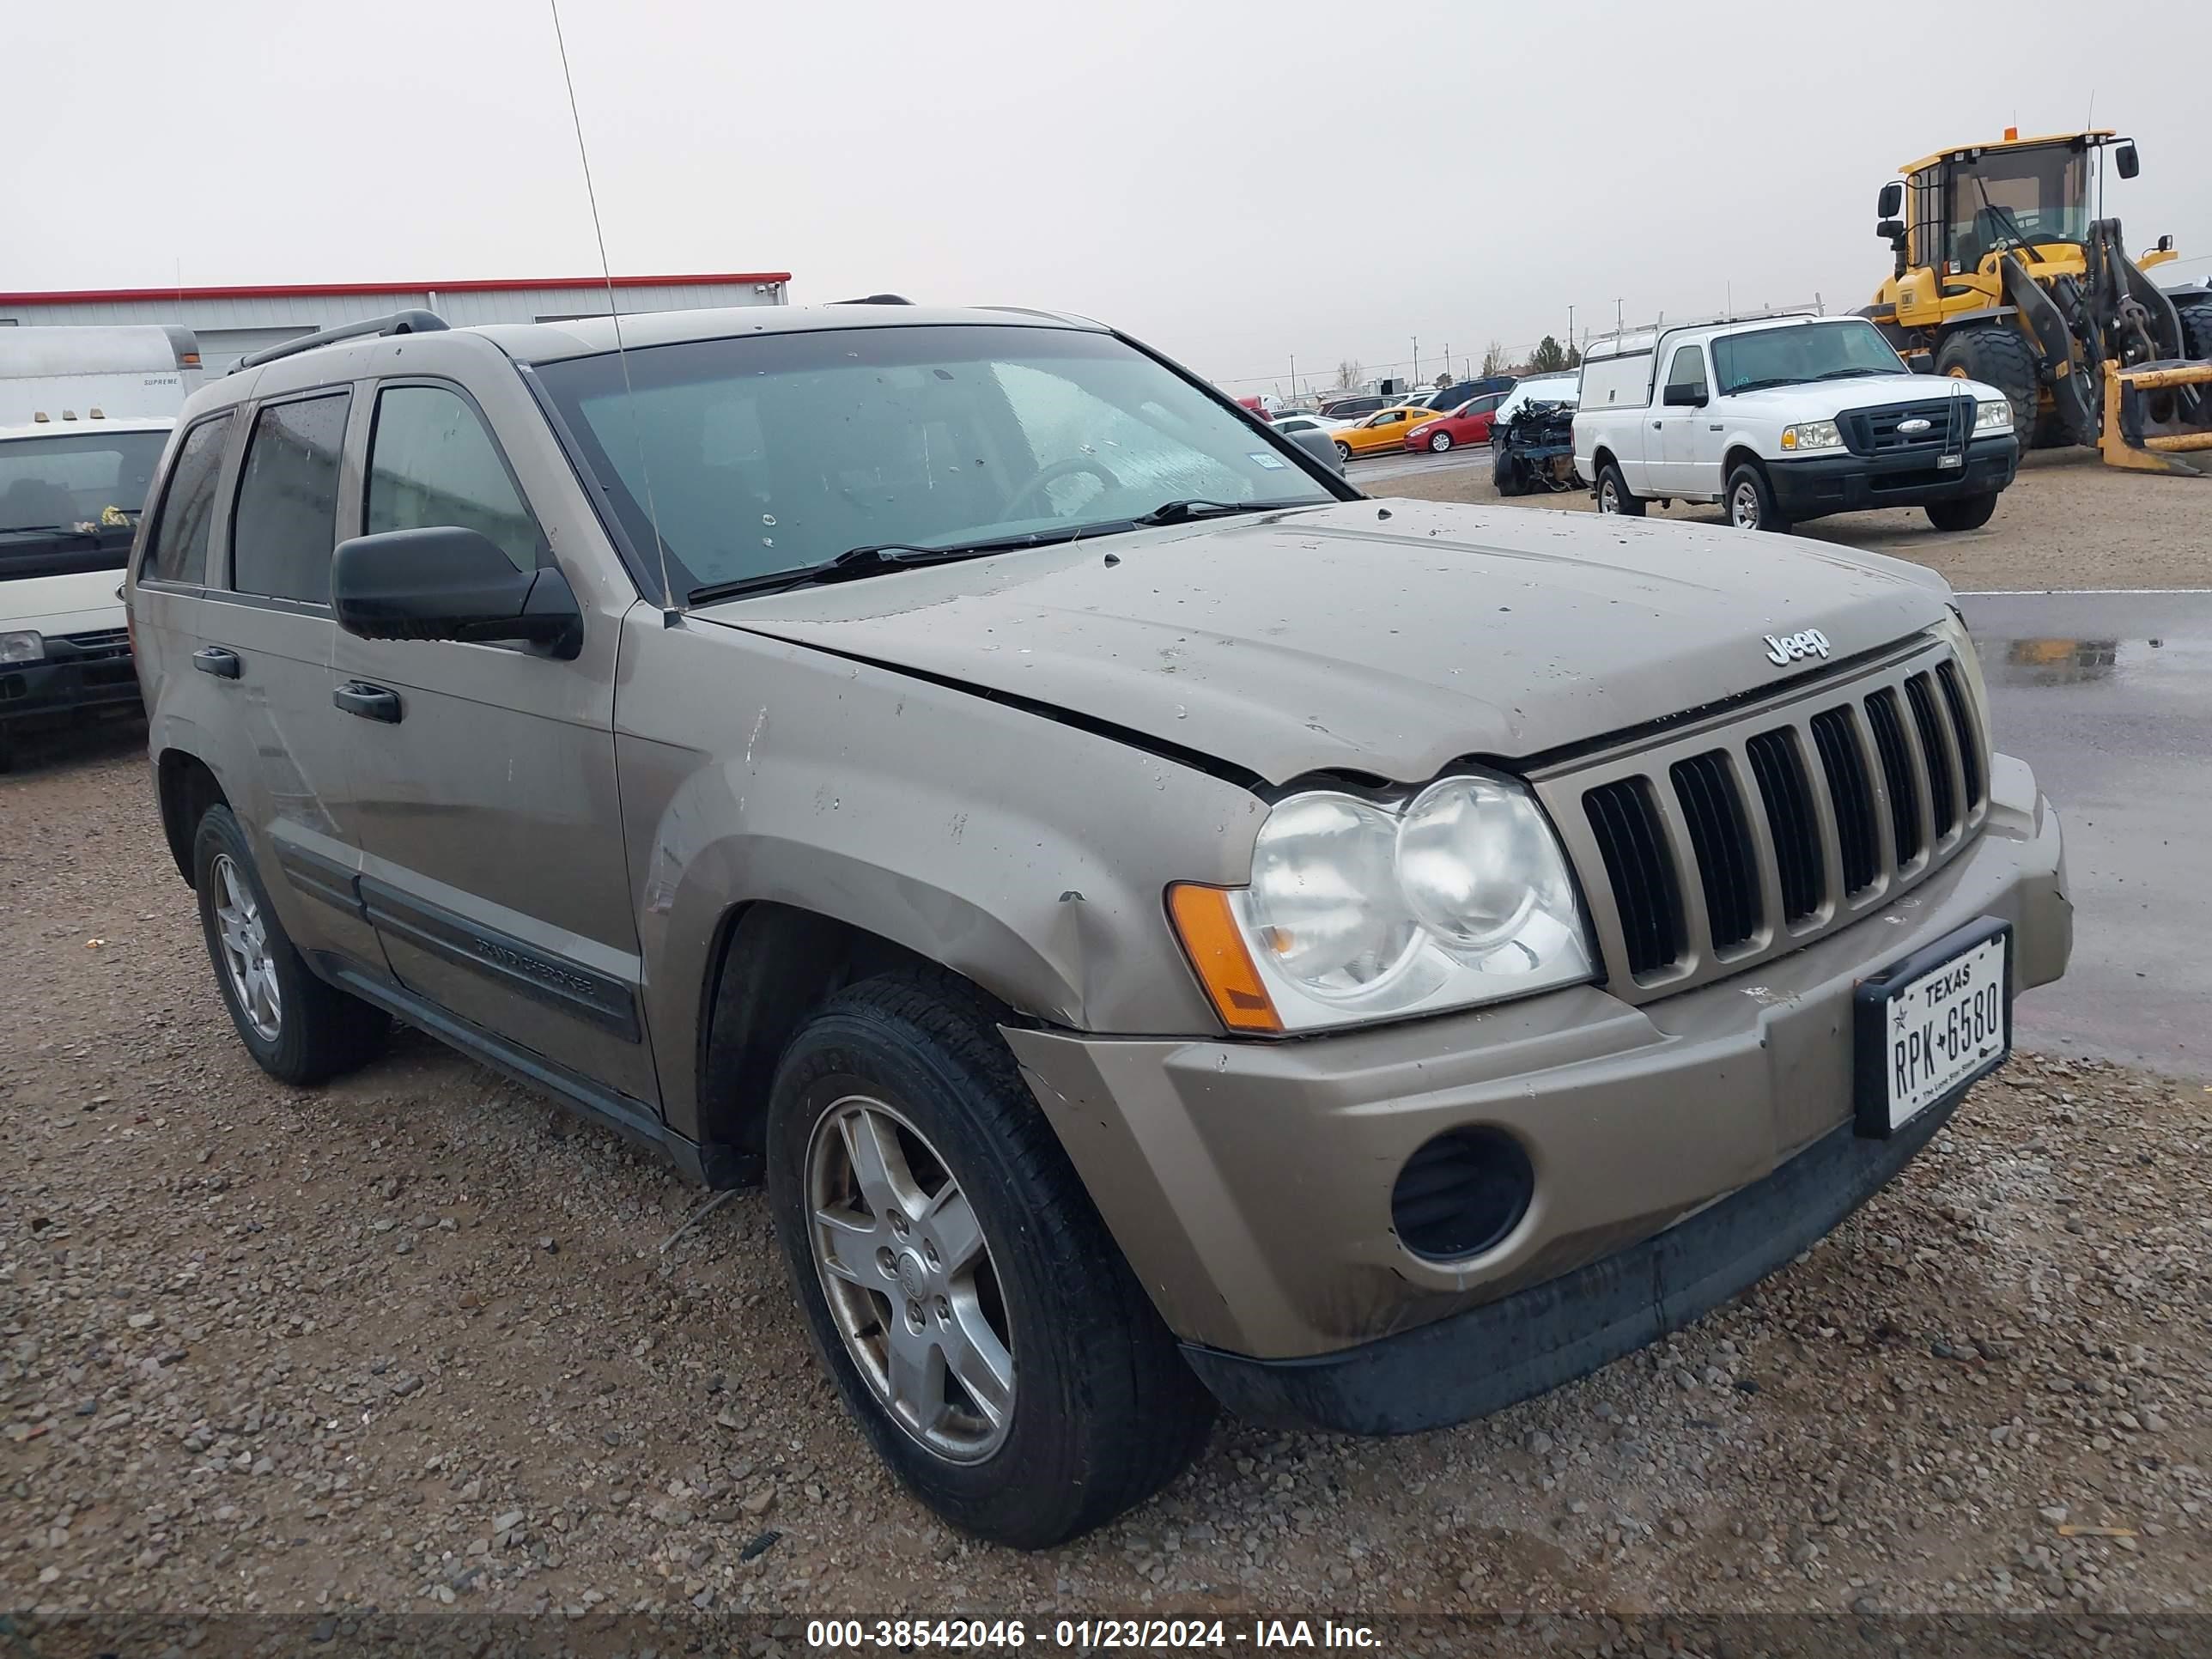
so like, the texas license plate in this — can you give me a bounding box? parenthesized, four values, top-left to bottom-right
(1852, 920, 2012, 1137)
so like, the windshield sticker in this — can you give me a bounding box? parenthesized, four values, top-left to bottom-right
(1249, 453, 1287, 469)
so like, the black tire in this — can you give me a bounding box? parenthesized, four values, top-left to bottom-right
(2175, 296, 2212, 363)
(1935, 326, 2040, 447)
(1926, 492, 1999, 532)
(1333, 440, 1352, 463)
(1595, 461, 1644, 517)
(1427, 430, 1454, 453)
(191, 805, 388, 1085)
(1723, 462, 1790, 534)
(765, 971, 1215, 1548)
(1492, 444, 1526, 496)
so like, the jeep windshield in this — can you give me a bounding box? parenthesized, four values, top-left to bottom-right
(0, 430, 165, 580)
(1711, 321, 1908, 397)
(535, 323, 1341, 599)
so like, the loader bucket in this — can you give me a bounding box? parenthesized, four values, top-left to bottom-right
(2099, 357, 2212, 475)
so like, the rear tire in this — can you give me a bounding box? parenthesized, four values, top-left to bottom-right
(1724, 463, 1790, 534)
(191, 805, 388, 1085)
(1595, 461, 1644, 517)
(765, 971, 1215, 1548)
(1428, 430, 1453, 453)
(1935, 326, 2039, 447)
(2174, 296, 2212, 364)
(1926, 492, 1999, 532)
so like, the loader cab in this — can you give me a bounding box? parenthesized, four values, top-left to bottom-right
(1884, 131, 2132, 283)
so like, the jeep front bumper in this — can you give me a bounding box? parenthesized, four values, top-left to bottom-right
(1002, 754, 2069, 1433)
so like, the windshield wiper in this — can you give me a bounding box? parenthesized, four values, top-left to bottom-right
(1813, 368, 1890, 380)
(0, 523, 97, 538)
(686, 521, 1133, 605)
(1132, 498, 1271, 526)
(1723, 377, 1801, 394)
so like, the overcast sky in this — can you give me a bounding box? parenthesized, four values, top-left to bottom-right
(10, 0, 2211, 393)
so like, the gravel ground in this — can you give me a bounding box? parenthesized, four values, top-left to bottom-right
(1361, 447, 2212, 594)
(3, 738, 2209, 1626)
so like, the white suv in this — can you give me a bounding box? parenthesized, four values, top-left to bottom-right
(1572, 316, 2019, 533)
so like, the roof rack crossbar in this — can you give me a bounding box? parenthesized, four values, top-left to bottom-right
(229, 309, 450, 374)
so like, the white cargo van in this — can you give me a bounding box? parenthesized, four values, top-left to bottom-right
(0, 326, 198, 766)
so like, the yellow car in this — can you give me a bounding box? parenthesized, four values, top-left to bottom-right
(1333, 404, 1436, 459)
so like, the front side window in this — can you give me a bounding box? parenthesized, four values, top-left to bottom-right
(1710, 323, 1906, 397)
(1665, 346, 1709, 399)
(144, 415, 231, 584)
(365, 386, 539, 571)
(231, 392, 349, 604)
(536, 324, 1335, 598)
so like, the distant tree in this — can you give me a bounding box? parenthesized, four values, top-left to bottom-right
(1334, 358, 1363, 391)
(1480, 339, 1506, 378)
(1530, 335, 1568, 372)
(1433, 372, 1452, 389)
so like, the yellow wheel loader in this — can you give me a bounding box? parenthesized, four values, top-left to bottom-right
(1863, 129, 2212, 475)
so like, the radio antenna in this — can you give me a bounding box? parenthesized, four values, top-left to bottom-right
(548, 0, 677, 619)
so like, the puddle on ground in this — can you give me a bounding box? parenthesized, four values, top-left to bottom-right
(1978, 635, 2167, 690)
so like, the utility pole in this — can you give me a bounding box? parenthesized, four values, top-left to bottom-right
(1412, 336, 1419, 387)
(1615, 297, 1625, 332)
(1567, 305, 1574, 352)
(1290, 353, 1297, 398)
(1443, 342, 1450, 386)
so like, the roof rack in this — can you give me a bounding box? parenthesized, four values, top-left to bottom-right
(1583, 301, 1826, 362)
(229, 309, 449, 374)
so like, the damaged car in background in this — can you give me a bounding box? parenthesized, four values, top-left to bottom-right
(128, 301, 2071, 1548)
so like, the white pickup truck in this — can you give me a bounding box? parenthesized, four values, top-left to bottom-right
(1571, 315, 2019, 534)
(1, 325, 198, 767)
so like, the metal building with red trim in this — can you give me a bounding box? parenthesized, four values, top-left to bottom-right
(0, 272, 792, 374)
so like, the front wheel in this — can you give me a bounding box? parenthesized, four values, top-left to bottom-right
(1493, 445, 1527, 496)
(1428, 430, 1454, 453)
(1595, 462, 1644, 517)
(766, 973, 1215, 1548)
(1926, 492, 1999, 532)
(1725, 463, 1790, 534)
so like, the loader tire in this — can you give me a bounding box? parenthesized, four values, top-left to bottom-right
(2174, 296, 2212, 363)
(1936, 326, 2039, 448)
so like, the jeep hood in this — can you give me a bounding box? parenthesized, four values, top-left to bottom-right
(695, 500, 1953, 786)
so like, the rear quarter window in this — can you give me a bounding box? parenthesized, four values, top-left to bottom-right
(142, 415, 231, 585)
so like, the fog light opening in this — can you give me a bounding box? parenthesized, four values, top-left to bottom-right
(1390, 1127, 1534, 1262)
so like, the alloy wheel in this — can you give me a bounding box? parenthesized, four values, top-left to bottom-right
(212, 853, 282, 1042)
(1731, 481, 1761, 529)
(1599, 476, 1622, 513)
(805, 1095, 1015, 1462)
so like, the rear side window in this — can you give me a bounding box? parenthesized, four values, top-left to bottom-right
(143, 415, 230, 585)
(231, 392, 349, 604)
(364, 385, 540, 572)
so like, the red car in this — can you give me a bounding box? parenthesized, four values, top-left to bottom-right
(1402, 392, 1505, 453)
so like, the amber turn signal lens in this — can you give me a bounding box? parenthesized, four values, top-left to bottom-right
(1166, 884, 1282, 1034)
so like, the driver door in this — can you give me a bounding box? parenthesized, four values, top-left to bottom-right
(1654, 345, 1716, 496)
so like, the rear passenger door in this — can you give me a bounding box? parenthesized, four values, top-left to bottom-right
(196, 388, 390, 973)
(329, 380, 654, 1104)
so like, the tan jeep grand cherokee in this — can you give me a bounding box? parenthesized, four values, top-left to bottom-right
(127, 303, 2070, 1547)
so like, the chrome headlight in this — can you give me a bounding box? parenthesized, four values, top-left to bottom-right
(0, 630, 45, 665)
(1975, 398, 2013, 434)
(1779, 420, 1843, 453)
(1172, 775, 1595, 1033)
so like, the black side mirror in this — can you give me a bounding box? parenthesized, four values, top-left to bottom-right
(1662, 383, 1706, 408)
(1876, 217, 1906, 242)
(1287, 425, 1345, 475)
(2115, 142, 2139, 179)
(1908, 356, 1936, 374)
(1877, 181, 1904, 219)
(333, 526, 581, 658)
